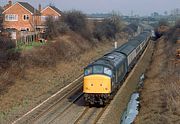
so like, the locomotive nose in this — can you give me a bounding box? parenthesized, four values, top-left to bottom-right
(83, 74, 111, 93)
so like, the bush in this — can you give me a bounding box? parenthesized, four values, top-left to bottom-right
(0, 37, 16, 50)
(45, 16, 69, 39)
(63, 10, 92, 40)
(153, 19, 170, 39)
(122, 23, 138, 36)
(93, 14, 122, 40)
(45, 17, 58, 39)
(0, 37, 20, 69)
(166, 20, 180, 43)
(45, 10, 92, 40)
(63, 10, 87, 32)
(57, 21, 69, 34)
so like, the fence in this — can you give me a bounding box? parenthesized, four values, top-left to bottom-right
(17, 31, 40, 46)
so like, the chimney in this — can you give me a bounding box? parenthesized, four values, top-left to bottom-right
(8, 0, 12, 6)
(4, 0, 12, 10)
(38, 4, 41, 12)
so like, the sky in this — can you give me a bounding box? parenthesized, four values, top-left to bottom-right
(1, 0, 180, 16)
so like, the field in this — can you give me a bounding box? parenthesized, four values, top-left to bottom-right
(135, 33, 180, 123)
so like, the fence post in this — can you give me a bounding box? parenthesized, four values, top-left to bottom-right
(114, 41, 117, 49)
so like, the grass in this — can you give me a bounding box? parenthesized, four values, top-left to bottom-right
(135, 37, 180, 124)
(0, 97, 29, 123)
(16, 41, 46, 51)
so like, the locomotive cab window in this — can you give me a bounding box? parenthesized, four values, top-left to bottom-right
(85, 66, 112, 76)
(84, 67, 92, 76)
(93, 66, 103, 74)
(104, 67, 112, 77)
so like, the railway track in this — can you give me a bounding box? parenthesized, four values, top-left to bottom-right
(41, 93, 108, 124)
(48, 105, 108, 124)
(12, 75, 83, 124)
(12, 73, 108, 124)
(44, 92, 84, 124)
(74, 105, 108, 124)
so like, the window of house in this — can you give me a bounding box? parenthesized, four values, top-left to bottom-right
(5, 14, 18, 21)
(20, 27, 30, 31)
(23, 15, 29, 20)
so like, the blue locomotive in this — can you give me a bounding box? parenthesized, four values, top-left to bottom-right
(83, 31, 151, 105)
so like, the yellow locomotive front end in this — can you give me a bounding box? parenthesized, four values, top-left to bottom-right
(83, 65, 113, 105)
(83, 75, 111, 93)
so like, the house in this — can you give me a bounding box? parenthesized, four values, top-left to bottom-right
(2, 1, 61, 32)
(38, 5, 62, 32)
(2, 1, 41, 32)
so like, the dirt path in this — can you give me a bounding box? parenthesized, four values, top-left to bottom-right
(135, 37, 180, 124)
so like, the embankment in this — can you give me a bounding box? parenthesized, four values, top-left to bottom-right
(0, 33, 127, 123)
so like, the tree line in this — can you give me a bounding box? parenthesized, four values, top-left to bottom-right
(45, 10, 123, 41)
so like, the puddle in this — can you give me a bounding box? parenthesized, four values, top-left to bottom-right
(120, 92, 140, 124)
(120, 74, 144, 124)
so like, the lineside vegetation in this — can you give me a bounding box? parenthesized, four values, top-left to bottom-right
(45, 10, 123, 41)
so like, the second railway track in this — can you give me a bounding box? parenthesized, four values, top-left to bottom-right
(12, 75, 83, 124)
(74, 106, 108, 124)
(12, 74, 108, 124)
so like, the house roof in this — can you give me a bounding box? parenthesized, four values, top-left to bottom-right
(18, 2, 40, 15)
(49, 6, 62, 15)
(3, 2, 40, 15)
(41, 6, 62, 16)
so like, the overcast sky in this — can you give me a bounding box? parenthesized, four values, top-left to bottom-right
(1, 0, 180, 16)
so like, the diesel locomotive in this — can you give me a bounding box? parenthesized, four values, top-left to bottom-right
(83, 31, 151, 105)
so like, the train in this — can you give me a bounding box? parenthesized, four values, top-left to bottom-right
(83, 30, 152, 105)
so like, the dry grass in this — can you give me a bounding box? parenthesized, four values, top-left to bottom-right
(135, 35, 180, 124)
(0, 32, 127, 123)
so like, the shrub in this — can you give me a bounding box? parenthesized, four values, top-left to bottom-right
(0, 37, 16, 50)
(57, 21, 69, 34)
(0, 37, 20, 69)
(122, 23, 138, 36)
(45, 17, 58, 39)
(93, 14, 122, 40)
(63, 10, 87, 32)
(45, 10, 92, 40)
(154, 19, 170, 39)
(166, 20, 180, 43)
(63, 10, 92, 40)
